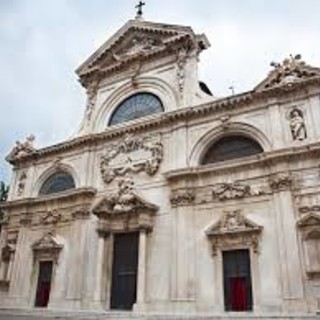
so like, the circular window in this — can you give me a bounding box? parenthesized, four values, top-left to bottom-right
(109, 93, 163, 126)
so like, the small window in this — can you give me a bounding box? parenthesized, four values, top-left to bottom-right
(109, 93, 163, 126)
(201, 135, 263, 165)
(39, 171, 75, 195)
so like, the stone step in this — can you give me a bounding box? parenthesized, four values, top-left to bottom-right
(0, 309, 318, 320)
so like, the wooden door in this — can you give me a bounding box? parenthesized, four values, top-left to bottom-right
(223, 249, 253, 311)
(110, 233, 139, 310)
(35, 261, 53, 307)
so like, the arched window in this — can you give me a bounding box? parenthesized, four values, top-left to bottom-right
(201, 135, 263, 165)
(39, 171, 75, 195)
(109, 93, 163, 126)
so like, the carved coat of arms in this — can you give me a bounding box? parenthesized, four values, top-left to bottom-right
(100, 134, 163, 184)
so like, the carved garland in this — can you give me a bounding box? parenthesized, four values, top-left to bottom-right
(100, 134, 163, 184)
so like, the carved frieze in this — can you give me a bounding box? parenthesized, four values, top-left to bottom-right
(206, 210, 263, 256)
(100, 134, 163, 184)
(269, 172, 293, 192)
(170, 189, 195, 207)
(212, 182, 264, 201)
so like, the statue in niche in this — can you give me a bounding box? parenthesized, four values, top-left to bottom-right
(289, 108, 307, 141)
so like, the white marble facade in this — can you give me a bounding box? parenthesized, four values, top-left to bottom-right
(1, 17, 320, 316)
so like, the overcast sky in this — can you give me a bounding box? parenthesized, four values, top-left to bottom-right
(1, 0, 320, 184)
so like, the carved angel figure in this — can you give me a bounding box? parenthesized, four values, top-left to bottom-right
(289, 109, 307, 141)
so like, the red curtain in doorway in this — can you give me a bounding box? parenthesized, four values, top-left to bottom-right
(230, 277, 247, 311)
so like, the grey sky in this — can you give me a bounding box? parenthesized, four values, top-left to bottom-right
(1, 0, 320, 183)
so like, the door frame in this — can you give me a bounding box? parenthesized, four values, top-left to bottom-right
(215, 246, 261, 312)
(110, 232, 140, 310)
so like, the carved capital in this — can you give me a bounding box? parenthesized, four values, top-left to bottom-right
(170, 189, 195, 207)
(19, 212, 32, 226)
(72, 208, 91, 220)
(269, 172, 293, 192)
(39, 210, 62, 225)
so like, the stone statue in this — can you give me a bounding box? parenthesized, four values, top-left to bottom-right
(289, 109, 307, 141)
(6, 135, 35, 162)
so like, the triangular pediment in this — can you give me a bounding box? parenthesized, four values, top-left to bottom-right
(297, 212, 320, 228)
(206, 210, 262, 236)
(76, 19, 209, 86)
(92, 190, 158, 217)
(32, 233, 63, 251)
(255, 54, 320, 91)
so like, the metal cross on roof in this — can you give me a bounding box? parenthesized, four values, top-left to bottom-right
(135, 1, 146, 18)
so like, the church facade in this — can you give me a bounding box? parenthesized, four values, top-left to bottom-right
(1, 15, 320, 317)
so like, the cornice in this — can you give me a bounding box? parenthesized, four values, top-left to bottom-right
(0, 187, 96, 210)
(164, 142, 320, 180)
(79, 34, 194, 87)
(7, 76, 320, 167)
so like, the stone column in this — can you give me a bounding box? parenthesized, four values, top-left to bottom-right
(270, 173, 304, 304)
(92, 231, 109, 308)
(135, 229, 147, 308)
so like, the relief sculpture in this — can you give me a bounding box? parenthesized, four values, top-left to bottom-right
(100, 134, 163, 184)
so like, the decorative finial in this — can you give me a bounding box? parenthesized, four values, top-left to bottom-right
(135, 1, 146, 19)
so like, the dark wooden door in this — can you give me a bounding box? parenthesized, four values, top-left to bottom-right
(223, 249, 253, 311)
(110, 233, 139, 310)
(35, 261, 53, 308)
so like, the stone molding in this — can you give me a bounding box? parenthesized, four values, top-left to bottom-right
(7, 76, 320, 166)
(1, 187, 96, 210)
(76, 19, 209, 88)
(92, 176, 158, 234)
(100, 134, 163, 184)
(170, 189, 195, 207)
(206, 210, 263, 256)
